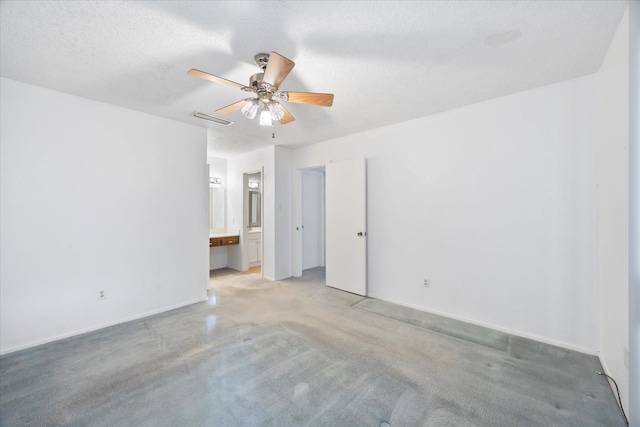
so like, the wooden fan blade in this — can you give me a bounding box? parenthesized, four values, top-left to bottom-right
(284, 91, 334, 107)
(216, 99, 250, 114)
(262, 52, 295, 88)
(188, 69, 248, 91)
(279, 104, 295, 124)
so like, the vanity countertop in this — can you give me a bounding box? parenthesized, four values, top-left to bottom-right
(209, 229, 240, 238)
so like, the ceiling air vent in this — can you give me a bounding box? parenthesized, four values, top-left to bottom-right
(191, 111, 233, 126)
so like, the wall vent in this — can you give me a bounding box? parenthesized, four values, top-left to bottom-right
(191, 111, 233, 126)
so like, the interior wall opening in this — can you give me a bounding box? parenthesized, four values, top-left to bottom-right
(301, 168, 326, 274)
(245, 171, 262, 276)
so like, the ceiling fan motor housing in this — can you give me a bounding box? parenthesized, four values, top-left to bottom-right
(249, 72, 264, 88)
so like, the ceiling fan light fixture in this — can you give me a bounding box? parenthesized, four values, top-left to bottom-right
(241, 99, 259, 120)
(269, 102, 284, 121)
(259, 107, 273, 126)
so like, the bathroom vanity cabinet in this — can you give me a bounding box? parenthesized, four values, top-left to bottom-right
(247, 231, 261, 266)
(209, 235, 239, 247)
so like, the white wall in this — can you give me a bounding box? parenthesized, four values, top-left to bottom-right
(594, 8, 630, 413)
(226, 146, 275, 278)
(208, 156, 227, 182)
(208, 156, 228, 269)
(274, 146, 293, 280)
(209, 242, 229, 270)
(0, 78, 208, 354)
(224, 146, 292, 280)
(290, 75, 600, 352)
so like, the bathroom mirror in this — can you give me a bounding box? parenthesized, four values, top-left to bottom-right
(248, 190, 261, 228)
(209, 187, 225, 230)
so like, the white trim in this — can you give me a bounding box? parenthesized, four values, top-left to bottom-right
(0, 296, 207, 356)
(628, 2, 640, 424)
(367, 293, 597, 355)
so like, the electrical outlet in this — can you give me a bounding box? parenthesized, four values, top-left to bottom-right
(423, 278, 430, 288)
(97, 290, 106, 300)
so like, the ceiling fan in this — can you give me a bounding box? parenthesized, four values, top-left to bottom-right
(188, 52, 334, 126)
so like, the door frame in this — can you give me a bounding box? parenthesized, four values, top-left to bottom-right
(293, 159, 367, 297)
(243, 168, 263, 276)
(301, 168, 326, 271)
(293, 164, 326, 277)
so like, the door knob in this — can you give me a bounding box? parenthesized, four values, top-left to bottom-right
(357, 232, 363, 236)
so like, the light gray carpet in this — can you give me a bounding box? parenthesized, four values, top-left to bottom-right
(0, 268, 626, 426)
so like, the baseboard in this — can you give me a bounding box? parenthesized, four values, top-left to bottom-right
(0, 296, 207, 356)
(367, 293, 597, 355)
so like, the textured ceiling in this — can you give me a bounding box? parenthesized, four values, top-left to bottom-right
(0, 1, 628, 158)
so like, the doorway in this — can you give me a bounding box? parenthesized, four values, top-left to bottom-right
(295, 159, 367, 296)
(301, 168, 326, 272)
(244, 171, 262, 275)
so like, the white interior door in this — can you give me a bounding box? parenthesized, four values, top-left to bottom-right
(325, 158, 367, 296)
